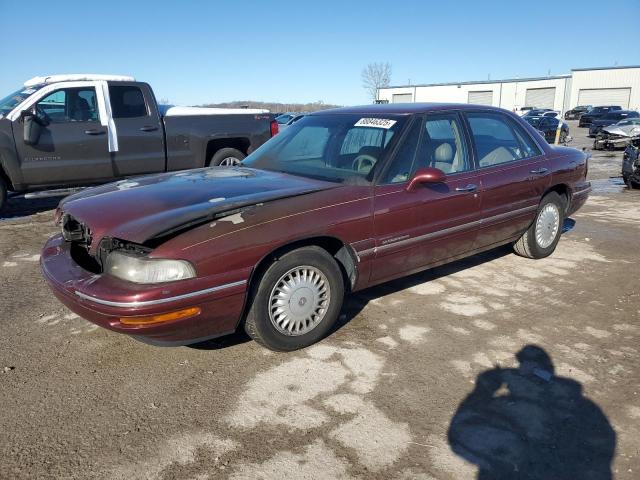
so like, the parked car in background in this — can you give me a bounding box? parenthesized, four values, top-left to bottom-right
(516, 106, 537, 116)
(578, 105, 622, 127)
(588, 110, 639, 136)
(564, 105, 592, 120)
(277, 114, 305, 132)
(41, 103, 590, 351)
(524, 116, 569, 144)
(523, 109, 553, 117)
(275, 113, 297, 125)
(0, 74, 278, 212)
(622, 136, 640, 188)
(594, 118, 640, 150)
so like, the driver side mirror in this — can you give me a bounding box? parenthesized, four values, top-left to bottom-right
(406, 167, 447, 192)
(22, 111, 42, 146)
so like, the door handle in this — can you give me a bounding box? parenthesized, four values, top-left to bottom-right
(455, 184, 477, 192)
(84, 129, 105, 135)
(140, 125, 159, 132)
(530, 168, 549, 175)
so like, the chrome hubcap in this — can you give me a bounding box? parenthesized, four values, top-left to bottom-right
(219, 157, 241, 166)
(535, 203, 560, 248)
(269, 266, 331, 336)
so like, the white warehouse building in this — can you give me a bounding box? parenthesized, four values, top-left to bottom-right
(377, 65, 640, 113)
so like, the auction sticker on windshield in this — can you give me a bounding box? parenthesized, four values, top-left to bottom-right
(354, 118, 397, 129)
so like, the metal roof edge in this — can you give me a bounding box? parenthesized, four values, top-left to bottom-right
(382, 74, 571, 90)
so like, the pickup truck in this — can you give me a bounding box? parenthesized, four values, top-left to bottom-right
(0, 74, 278, 212)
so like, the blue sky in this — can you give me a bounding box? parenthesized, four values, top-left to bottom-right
(1, 0, 638, 106)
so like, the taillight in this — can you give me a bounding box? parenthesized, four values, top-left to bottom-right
(270, 120, 279, 137)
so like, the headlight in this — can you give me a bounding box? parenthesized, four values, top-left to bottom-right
(105, 251, 196, 284)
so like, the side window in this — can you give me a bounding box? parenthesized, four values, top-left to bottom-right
(37, 90, 66, 122)
(420, 114, 470, 174)
(380, 118, 422, 184)
(466, 112, 539, 168)
(510, 119, 542, 157)
(36, 88, 99, 123)
(109, 85, 148, 118)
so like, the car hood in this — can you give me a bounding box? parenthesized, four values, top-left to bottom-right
(59, 167, 337, 252)
(603, 124, 640, 137)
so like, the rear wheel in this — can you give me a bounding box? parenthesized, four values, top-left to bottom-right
(0, 176, 7, 213)
(209, 148, 246, 167)
(243, 246, 345, 351)
(513, 192, 565, 259)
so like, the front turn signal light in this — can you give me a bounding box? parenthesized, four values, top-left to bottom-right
(120, 307, 201, 326)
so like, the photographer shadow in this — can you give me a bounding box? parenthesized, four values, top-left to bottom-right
(448, 345, 616, 480)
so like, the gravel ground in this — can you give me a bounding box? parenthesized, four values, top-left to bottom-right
(0, 120, 638, 479)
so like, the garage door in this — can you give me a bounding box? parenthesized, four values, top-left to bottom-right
(525, 87, 556, 109)
(392, 93, 413, 103)
(577, 88, 631, 109)
(468, 91, 493, 105)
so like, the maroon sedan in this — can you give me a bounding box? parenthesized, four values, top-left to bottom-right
(41, 104, 591, 351)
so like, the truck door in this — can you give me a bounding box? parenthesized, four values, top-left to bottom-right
(14, 86, 113, 185)
(108, 83, 165, 176)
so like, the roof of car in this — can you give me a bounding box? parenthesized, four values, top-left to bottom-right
(311, 103, 510, 115)
(24, 74, 135, 87)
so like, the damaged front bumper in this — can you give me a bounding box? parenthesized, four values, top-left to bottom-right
(594, 134, 634, 150)
(40, 235, 249, 346)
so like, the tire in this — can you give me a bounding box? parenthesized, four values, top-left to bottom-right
(209, 148, 246, 167)
(0, 176, 7, 213)
(513, 192, 565, 259)
(243, 246, 345, 351)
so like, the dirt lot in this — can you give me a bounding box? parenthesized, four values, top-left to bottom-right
(0, 120, 638, 479)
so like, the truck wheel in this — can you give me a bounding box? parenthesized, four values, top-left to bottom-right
(513, 192, 565, 259)
(0, 177, 7, 213)
(243, 246, 345, 351)
(209, 148, 246, 167)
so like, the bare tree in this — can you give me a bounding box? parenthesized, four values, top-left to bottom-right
(361, 62, 392, 102)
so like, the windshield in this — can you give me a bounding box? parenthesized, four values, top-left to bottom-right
(524, 117, 542, 128)
(242, 113, 407, 184)
(618, 118, 640, 126)
(0, 86, 41, 117)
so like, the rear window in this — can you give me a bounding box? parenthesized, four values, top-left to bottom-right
(109, 85, 148, 118)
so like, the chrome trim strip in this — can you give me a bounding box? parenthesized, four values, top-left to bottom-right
(573, 185, 592, 196)
(374, 205, 538, 254)
(483, 204, 538, 224)
(74, 280, 247, 308)
(376, 219, 483, 253)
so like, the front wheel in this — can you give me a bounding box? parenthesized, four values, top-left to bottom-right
(209, 147, 246, 167)
(243, 246, 345, 351)
(513, 192, 565, 259)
